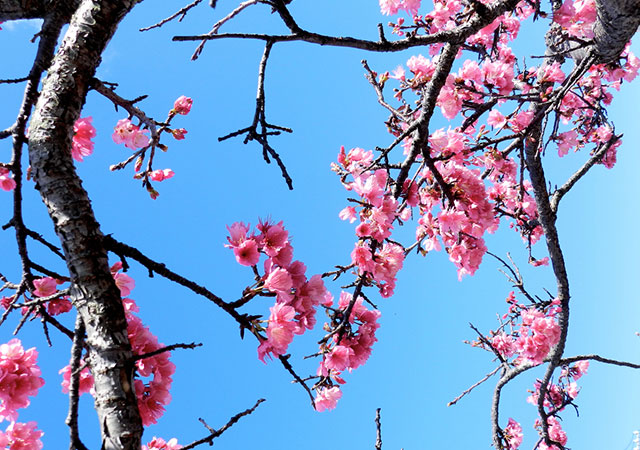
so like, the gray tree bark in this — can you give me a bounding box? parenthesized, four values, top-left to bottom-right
(26, 1, 141, 449)
(593, 0, 640, 62)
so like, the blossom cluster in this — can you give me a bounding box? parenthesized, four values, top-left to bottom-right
(0, 339, 45, 449)
(225, 219, 386, 410)
(314, 292, 381, 411)
(488, 292, 562, 366)
(59, 263, 176, 426)
(0, 421, 43, 450)
(497, 361, 588, 449)
(379, 0, 421, 16)
(528, 360, 589, 413)
(112, 118, 150, 150)
(336, 147, 406, 292)
(0, 277, 72, 318)
(0, 340, 45, 423)
(225, 220, 330, 363)
(71, 116, 96, 162)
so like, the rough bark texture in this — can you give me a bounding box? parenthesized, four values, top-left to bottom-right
(594, 0, 640, 62)
(27, 1, 141, 449)
(0, 0, 79, 20)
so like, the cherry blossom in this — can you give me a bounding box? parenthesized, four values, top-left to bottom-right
(71, 116, 96, 162)
(0, 168, 16, 192)
(0, 339, 45, 422)
(172, 96, 193, 116)
(504, 418, 523, 449)
(314, 386, 342, 412)
(143, 437, 182, 450)
(112, 118, 150, 150)
(0, 421, 43, 450)
(149, 169, 175, 182)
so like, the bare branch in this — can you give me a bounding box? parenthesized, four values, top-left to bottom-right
(560, 354, 640, 369)
(448, 366, 501, 407)
(550, 135, 620, 213)
(66, 314, 90, 450)
(180, 398, 266, 450)
(139, 0, 204, 32)
(174, 0, 521, 52)
(132, 342, 202, 361)
(218, 40, 294, 189)
(191, 0, 260, 60)
(375, 408, 382, 450)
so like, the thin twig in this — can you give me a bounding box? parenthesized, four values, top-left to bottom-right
(375, 408, 382, 450)
(132, 342, 202, 361)
(139, 0, 204, 32)
(448, 366, 501, 406)
(180, 398, 266, 450)
(66, 314, 89, 450)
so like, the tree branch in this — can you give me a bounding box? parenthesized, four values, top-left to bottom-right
(28, 2, 144, 448)
(180, 398, 266, 450)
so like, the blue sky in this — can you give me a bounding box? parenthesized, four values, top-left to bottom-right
(0, 1, 638, 449)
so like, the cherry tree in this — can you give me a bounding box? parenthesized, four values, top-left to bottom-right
(0, 1, 639, 450)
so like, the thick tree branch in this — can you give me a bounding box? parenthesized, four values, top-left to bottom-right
(103, 235, 254, 331)
(28, 2, 143, 449)
(592, 0, 640, 62)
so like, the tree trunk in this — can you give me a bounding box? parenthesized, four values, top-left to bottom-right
(27, 1, 141, 449)
(593, 0, 640, 62)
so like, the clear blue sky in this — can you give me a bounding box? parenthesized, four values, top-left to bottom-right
(0, 1, 638, 449)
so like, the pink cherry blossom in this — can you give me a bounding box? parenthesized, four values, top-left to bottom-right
(325, 345, 355, 372)
(46, 299, 72, 316)
(339, 206, 357, 223)
(0, 339, 45, 422)
(380, 0, 420, 15)
(406, 54, 435, 80)
(233, 239, 260, 266)
(172, 96, 193, 115)
(59, 364, 94, 395)
(226, 222, 250, 247)
(71, 116, 96, 162)
(0, 422, 43, 450)
(32, 278, 57, 298)
(509, 110, 534, 133)
(556, 130, 579, 157)
(538, 62, 566, 84)
(112, 118, 150, 150)
(0, 168, 16, 192)
(263, 267, 293, 296)
(530, 257, 549, 267)
(171, 128, 187, 140)
(143, 437, 182, 450)
(149, 169, 175, 182)
(125, 299, 176, 426)
(257, 219, 289, 257)
(492, 332, 515, 358)
(483, 59, 515, 94)
(504, 418, 523, 449)
(314, 386, 342, 412)
(572, 360, 589, 379)
(487, 110, 507, 128)
(113, 271, 135, 297)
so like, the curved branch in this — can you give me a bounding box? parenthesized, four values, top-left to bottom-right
(173, 0, 521, 52)
(28, 2, 143, 449)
